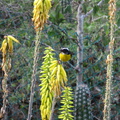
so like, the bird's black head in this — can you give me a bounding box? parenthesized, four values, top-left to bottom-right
(60, 48, 71, 55)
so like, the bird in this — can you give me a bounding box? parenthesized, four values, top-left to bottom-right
(59, 48, 72, 62)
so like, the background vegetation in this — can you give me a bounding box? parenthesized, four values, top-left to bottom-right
(0, 0, 120, 119)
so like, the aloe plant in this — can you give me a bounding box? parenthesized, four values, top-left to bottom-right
(58, 87, 74, 120)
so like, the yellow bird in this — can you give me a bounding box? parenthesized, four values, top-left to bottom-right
(59, 48, 72, 62)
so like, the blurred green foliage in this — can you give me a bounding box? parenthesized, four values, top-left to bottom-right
(0, 0, 120, 119)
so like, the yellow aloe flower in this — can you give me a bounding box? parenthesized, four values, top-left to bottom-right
(0, 35, 20, 72)
(32, 0, 52, 31)
(50, 60, 68, 97)
(40, 47, 55, 120)
(0, 35, 20, 55)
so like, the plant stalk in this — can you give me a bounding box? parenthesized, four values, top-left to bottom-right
(103, 0, 116, 119)
(27, 31, 40, 120)
(50, 96, 56, 120)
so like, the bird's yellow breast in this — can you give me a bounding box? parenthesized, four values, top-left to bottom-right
(59, 53, 71, 62)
